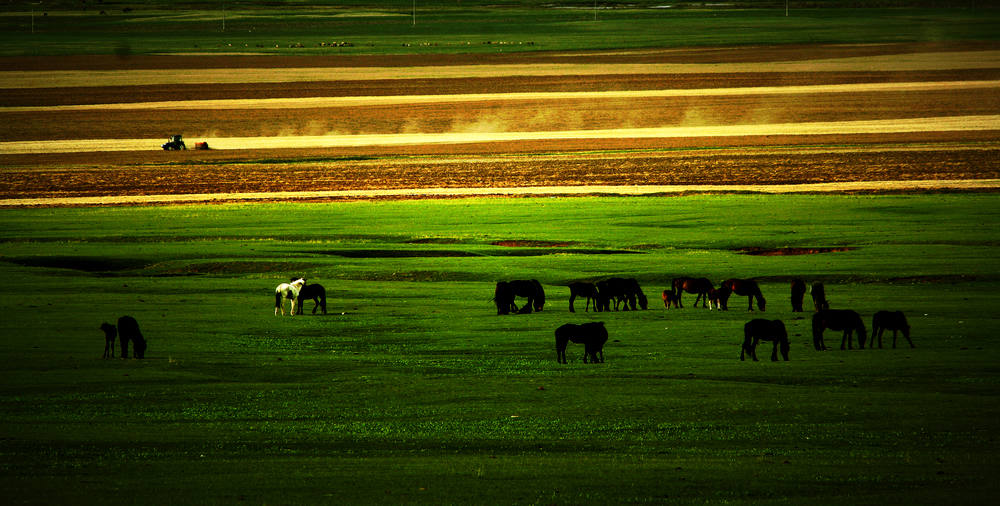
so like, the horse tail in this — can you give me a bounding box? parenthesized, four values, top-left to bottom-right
(319, 287, 327, 314)
(275, 289, 282, 314)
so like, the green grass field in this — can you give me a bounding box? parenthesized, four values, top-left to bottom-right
(1, 194, 999, 504)
(2, 3, 998, 56)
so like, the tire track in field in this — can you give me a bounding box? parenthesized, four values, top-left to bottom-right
(2, 115, 998, 155)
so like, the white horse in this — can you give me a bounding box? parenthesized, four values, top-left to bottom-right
(274, 278, 306, 316)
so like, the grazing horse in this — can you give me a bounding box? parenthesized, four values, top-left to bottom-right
(707, 286, 730, 311)
(274, 278, 306, 316)
(117, 315, 146, 359)
(494, 281, 515, 315)
(555, 322, 609, 364)
(597, 278, 647, 311)
(811, 282, 830, 311)
(812, 309, 866, 350)
(662, 289, 680, 309)
(870, 311, 914, 349)
(494, 279, 545, 314)
(297, 282, 327, 315)
(100, 322, 117, 359)
(741, 319, 790, 362)
(567, 282, 601, 313)
(791, 279, 806, 312)
(720, 279, 766, 311)
(672, 277, 715, 308)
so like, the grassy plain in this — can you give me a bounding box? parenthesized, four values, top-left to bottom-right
(2, 4, 999, 56)
(1, 195, 999, 504)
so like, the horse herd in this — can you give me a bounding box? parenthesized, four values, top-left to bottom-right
(493, 277, 914, 364)
(267, 275, 913, 365)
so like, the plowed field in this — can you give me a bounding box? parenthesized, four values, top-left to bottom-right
(2, 42, 998, 205)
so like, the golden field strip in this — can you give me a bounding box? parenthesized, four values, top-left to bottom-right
(5, 80, 996, 112)
(3, 49, 999, 88)
(3, 116, 999, 155)
(0, 42, 998, 202)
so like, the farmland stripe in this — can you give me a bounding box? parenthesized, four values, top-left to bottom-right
(3, 80, 998, 112)
(2, 115, 999, 155)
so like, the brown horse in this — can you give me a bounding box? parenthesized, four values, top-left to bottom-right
(597, 278, 646, 311)
(720, 279, 766, 311)
(661, 289, 680, 308)
(870, 311, 914, 349)
(707, 286, 730, 310)
(741, 319, 790, 362)
(100, 322, 117, 359)
(812, 309, 866, 350)
(568, 282, 602, 313)
(672, 277, 715, 308)
(494, 279, 546, 315)
(555, 322, 609, 364)
(811, 282, 830, 311)
(790, 279, 806, 312)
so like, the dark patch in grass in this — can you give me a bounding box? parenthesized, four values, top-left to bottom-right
(737, 247, 857, 256)
(355, 271, 487, 282)
(492, 240, 580, 247)
(405, 238, 467, 245)
(3, 256, 149, 272)
(155, 261, 319, 275)
(311, 248, 642, 258)
(312, 249, 481, 258)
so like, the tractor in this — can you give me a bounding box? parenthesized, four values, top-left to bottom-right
(161, 134, 186, 150)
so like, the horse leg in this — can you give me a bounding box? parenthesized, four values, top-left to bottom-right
(519, 297, 533, 314)
(556, 336, 567, 364)
(771, 339, 780, 362)
(891, 329, 898, 349)
(569, 293, 576, 313)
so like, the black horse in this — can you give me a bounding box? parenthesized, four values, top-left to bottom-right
(812, 309, 866, 350)
(741, 319, 790, 362)
(870, 311, 914, 349)
(555, 322, 609, 364)
(720, 279, 766, 311)
(811, 282, 830, 311)
(296, 281, 327, 315)
(672, 277, 715, 308)
(791, 279, 806, 312)
(117, 315, 146, 359)
(494, 279, 545, 315)
(597, 278, 647, 311)
(567, 282, 602, 313)
(100, 322, 117, 359)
